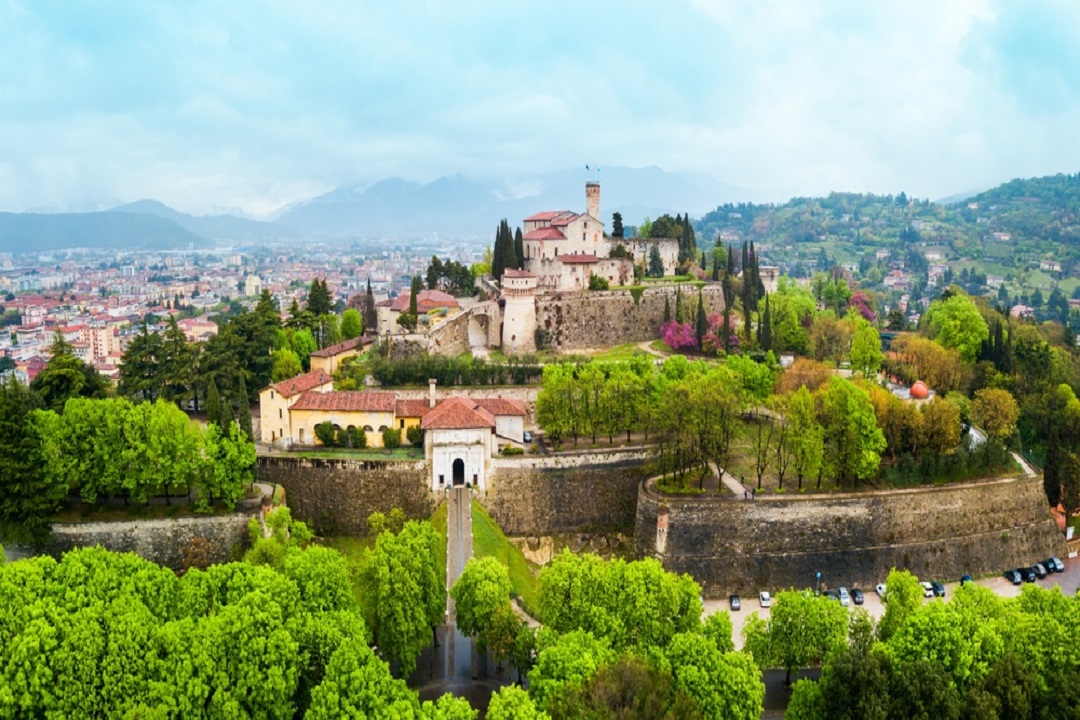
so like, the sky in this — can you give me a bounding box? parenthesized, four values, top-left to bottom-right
(1, 0, 1078, 218)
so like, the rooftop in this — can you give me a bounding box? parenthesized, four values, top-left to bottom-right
(268, 369, 332, 397)
(290, 390, 396, 413)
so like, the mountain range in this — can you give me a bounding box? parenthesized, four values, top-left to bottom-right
(0, 166, 753, 252)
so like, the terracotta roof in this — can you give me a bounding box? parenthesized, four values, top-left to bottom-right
(309, 336, 366, 358)
(476, 398, 528, 416)
(558, 254, 599, 264)
(502, 269, 536, 279)
(395, 399, 432, 418)
(421, 397, 496, 430)
(523, 227, 566, 241)
(290, 390, 396, 413)
(524, 210, 564, 222)
(270, 369, 332, 398)
(551, 214, 579, 227)
(389, 289, 461, 313)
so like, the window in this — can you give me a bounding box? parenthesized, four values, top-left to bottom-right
(399, 419, 405, 429)
(278, 409, 282, 419)
(439, 475, 444, 484)
(270, 391, 274, 399)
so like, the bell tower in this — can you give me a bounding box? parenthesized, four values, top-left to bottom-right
(585, 181, 600, 220)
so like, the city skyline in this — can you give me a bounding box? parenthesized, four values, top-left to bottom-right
(1, 1, 1078, 218)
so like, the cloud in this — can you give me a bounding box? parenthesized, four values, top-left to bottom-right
(0, 0, 1077, 216)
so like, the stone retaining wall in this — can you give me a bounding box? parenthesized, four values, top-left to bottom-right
(257, 455, 436, 535)
(635, 475, 1067, 597)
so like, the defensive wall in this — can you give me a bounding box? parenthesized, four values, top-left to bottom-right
(480, 449, 650, 536)
(26, 511, 259, 571)
(635, 475, 1068, 597)
(256, 455, 436, 536)
(426, 310, 472, 357)
(535, 284, 727, 350)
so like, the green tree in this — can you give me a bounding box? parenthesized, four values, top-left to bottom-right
(924, 292, 990, 363)
(363, 278, 378, 335)
(118, 322, 164, 402)
(32, 334, 110, 412)
(877, 568, 923, 641)
(292, 327, 317, 370)
(450, 556, 512, 644)
(236, 375, 253, 441)
(529, 630, 616, 708)
(648, 244, 665, 278)
(821, 377, 886, 486)
(0, 378, 63, 544)
(611, 212, 624, 238)
(204, 377, 230, 432)
(850, 320, 883, 376)
(972, 387, 1019, 445)
(749, 590, 848, 686)
(305, 638, 422, 719)
(665, 631, 765, 720)
(545, 655, 703, 720)
(160, 315, 195, 407)
(786, 386, 823, 490)
(271, 347, 303, 382)
(340, 308, 363, 340)
(487, 685, 550, 720)
(306, 277, 333, 317)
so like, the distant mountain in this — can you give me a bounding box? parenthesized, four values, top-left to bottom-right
(0, 211, 206, 253)
(112, 200, 299, 243)
(277, 166, 754, 236)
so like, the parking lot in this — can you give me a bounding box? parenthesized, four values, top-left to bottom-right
(706, 556, 1080, 649)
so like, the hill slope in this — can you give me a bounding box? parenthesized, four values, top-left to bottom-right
(0, 211, 207, 253)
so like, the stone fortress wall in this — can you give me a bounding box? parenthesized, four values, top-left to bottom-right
(635, 475, 1068, 597)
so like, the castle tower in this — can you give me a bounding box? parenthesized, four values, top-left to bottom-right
(586, 181, 600, 220)
(501, 269, 538, 355)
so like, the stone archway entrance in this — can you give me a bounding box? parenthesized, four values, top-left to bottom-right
(452, 458, 465, 486)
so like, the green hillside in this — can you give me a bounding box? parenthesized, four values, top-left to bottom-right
(0, 210, 208, 252)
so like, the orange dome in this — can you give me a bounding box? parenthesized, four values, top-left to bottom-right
(910, 382, 929, 399)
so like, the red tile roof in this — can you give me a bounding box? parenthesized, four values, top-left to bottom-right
(558, 254, 599, 264)
(523, 227, 566, 241)
(270, 369, 332, 397)
(309, 336, 367, 358)
(395, 399, 432, 418)
(290, 390, 396, 413)
(476, 398, 528, 416)
(502, 269, 536, 279)
(421, 397, 496, 430)
(551, 214, 578, 227)
(389, 289, 461, 313)
(524, 210, 564, 221)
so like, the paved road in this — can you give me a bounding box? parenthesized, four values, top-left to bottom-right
(446, 486, 474, 680)
(707, 555, 1080, 650)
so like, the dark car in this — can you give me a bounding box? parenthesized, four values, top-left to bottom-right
(1045, 557, 1065, 573)
(824, 590, 839, 602)
(930, 581, 946, 598)
(851, 588, 864, 605)
(960, 575, 973, 586)
(1031, 563, 1048, 579)
(1004, 569, 1022, 585)
(1018, 567, 1036, 583)
(729, 594, 741, 611)
(523, 431, 533, 443)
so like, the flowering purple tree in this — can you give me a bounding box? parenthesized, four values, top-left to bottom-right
(661, 321, 698, 350)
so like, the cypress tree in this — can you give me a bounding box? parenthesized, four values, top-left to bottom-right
(761, 295, 773, 352)
(741, 241, 749, 275)
(504, 223, 519, 272)
(695, 290, 707, 350)
(493, 220, 506, 281)
(514, 227, 524, 270)
(664, 294, 671, 324)
(409, 275, 421, 316)
(612, 212, 624, 238)
(675, 214, 685, 263)
(700, 251, 706, 271)
(675, 287, 685, 324)
(685, 212, 696, 259)
(726, 243, 736, 276)
(363, 279, 377, 335)
(237, 375, 253, 441)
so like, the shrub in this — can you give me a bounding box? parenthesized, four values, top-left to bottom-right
(501, 446, 524, 456)
(382, 426, 403, 449)
(314, 421, 337, 446)
(406, 426, 424, 447)
(348, 426, 367, 449)
(589, 275, 610, 291)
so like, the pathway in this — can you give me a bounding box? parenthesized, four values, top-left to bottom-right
(708, 460, 752, 498)
(445, 486, 474, 680)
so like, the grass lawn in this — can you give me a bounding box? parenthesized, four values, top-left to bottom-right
(429, 501, 448, 592)
(588, 342, 647, 362)
(293, 447, 424, 461)
(1058, 277, 1080, 296)
(650, 340, 673, 355)
(471, 500, 542, 617)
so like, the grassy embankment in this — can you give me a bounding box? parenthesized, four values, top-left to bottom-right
(471, 499, 542, 617)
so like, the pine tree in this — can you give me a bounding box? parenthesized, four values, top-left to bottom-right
(306, 278, 332, 316)
(514, 227, 524, 270)
(612, 212, 624, 238)
(648, 244, 665, 278)
(237, 375, 253, 441)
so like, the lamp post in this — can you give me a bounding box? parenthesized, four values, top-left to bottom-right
(815, 571, 822, 595)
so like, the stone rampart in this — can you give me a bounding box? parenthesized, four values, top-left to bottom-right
(426, 310, 471, 357)
(35, 512, 257, 570)
(535, 284, 726, 350)
(257, 455, 435, 535)
(480, 449, 648, 535)
(635, 475, 1068, 597)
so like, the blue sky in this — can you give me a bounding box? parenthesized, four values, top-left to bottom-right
(0, 0, 1078, 217)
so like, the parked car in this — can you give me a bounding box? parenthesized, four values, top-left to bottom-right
(1018, 567, 1036, 583)
(1045, 557, 1065, 573)
(875, 583, 887, 598)
(851, 588, 864, 605)
(930, 581, 946, 597)
(758, 591, 772, 608)
(838, 587, 851, 607)
(729, 594, 741, 611)
(1004, 569, 1022, 585)
(824, 590, 839, 602)
(523, 431, 533, 443)
(960, 575, 973, 586)
(920, 581, 934, 598)
(1032, 563, 1048, 579)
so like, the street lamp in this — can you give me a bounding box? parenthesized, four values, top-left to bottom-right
(815, 571, 822, 595)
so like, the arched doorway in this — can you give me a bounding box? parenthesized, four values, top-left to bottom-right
(452, 458, 465, 486)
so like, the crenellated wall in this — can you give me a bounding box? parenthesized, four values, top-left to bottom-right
(635, 475, 1068, 597)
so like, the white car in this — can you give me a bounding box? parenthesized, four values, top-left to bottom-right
(838, 586, 851, 607)
(875, 583, 887, 598)
(758, 591, 772, 608)
(920, 581, 934, 598)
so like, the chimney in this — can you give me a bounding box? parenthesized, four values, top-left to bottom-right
(428, 378, 437, 409)
(586, 181, 600, 220)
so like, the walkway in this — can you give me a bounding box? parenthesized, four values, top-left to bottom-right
(708, 460, 751, 497)
(445, 486, 474, 680)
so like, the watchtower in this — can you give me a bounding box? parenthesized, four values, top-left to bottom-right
(586, 181, 600, 220)
(501, 269, 538, 355)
